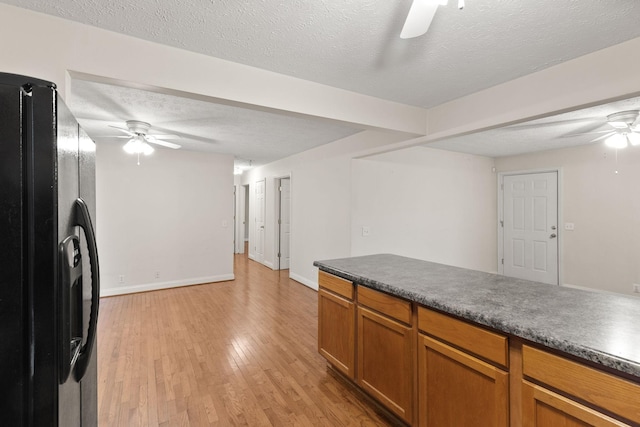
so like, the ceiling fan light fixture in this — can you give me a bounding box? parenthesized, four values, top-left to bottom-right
(123, 135, 154, 155)
(604, 133, 628, 149)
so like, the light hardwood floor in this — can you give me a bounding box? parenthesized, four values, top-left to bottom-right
(98, 252, 393, 426)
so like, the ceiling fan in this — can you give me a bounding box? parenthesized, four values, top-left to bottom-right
(108, 120, 181, 164)
(590, 110, 640, 148)
(401, 0, 465, 39)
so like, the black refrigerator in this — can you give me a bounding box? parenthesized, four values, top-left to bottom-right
(0, 73, 100, 426)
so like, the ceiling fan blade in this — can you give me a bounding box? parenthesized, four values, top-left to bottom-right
(108, 125, 135, 136)
(559, 130, 613, 139)
(146, 137, 181, 149)
(147, 133, 180, 140)
(506, 117, 604, 131)
(591, 131, 616, 143)
(400, 0, 439, 39)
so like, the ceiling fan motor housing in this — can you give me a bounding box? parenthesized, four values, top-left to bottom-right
(126, 120, 152, 135)
(606, 110, 639, 129)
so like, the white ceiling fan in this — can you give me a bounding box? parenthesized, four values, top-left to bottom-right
(108, 120, 181, 163)
(401, 0, 465, 39)
(590, 111, 640, 148)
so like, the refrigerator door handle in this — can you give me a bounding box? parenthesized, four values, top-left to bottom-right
(58, 235, 84, 384)
(72, 198, 100, 382)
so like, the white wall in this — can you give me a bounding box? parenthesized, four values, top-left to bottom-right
(97, 143, 234, 296)
(495, 144, 640, 296)
(241, 130, 407, 289)
(351, 147, 497, 272)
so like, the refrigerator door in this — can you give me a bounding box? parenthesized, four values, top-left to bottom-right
(56, 93, 84, 427)
(56, 95, 99, 427)
(0, 74, 28, 427)
(78, 126, 99, 427)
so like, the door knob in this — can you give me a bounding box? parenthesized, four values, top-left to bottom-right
(550, 233, 557, 239)
(551, 225, 557, 230)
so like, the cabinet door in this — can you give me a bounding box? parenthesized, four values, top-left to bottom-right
(357, 306, 413, 424)
(522, 381, 630, 427)
(318, 288, 355, 378)
(418, 334, 509, 427)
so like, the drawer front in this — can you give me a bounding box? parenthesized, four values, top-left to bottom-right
(318, 271, 354, 300)
(357, 286, 412, 325)
(418, 307, 508, 368)
(523, 345, 640, 424)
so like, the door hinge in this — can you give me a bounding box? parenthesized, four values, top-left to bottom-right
(279, 186, 282, 191)
(500, 220, 504, 228)
(501, 258, 504, 265)
(278, 219, 281, 224)
(501, 183, 504, 190)
(277, 252, 281, 258)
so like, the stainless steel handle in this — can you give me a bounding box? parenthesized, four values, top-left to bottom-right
(551, 225, 557, 230)
(550, 233, 557, 239)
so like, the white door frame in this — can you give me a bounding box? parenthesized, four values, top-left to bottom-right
(254, 179, 266, 263)
(273, 174, 292, 271)
(497, 168, 563, 284)
(234, 184, 246, 254)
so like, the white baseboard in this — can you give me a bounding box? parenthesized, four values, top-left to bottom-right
(264, 260, 274, 269)
(561, 283, 617, 295)
(100, 274, 235, 297)
(289, 273, 318, 291)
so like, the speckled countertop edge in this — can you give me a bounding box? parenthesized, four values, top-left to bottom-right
(314, 254, 640, 379)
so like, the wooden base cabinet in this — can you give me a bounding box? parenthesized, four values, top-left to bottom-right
(522, 345, 640, 426)
(318, 272, 355, 379)
(357, 306, 414, 424)
(418, 334, 509, 427)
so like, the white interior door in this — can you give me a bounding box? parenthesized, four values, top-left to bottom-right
(278, 178, 291, 269)
(255, 179, 265, 262)
(503, 172, 558, 285)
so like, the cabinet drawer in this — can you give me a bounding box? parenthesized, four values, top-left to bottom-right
(523, 345, 640, 424)
(418, 307, 508, 368)
(318, 271, 353, 300)
(357, 286, 412, 325)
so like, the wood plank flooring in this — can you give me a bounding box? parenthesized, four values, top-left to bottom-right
(97, 252, 393, 426)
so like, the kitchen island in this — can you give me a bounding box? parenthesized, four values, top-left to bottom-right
(314, 254, 640, 426)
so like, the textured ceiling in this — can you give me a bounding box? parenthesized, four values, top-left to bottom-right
(5, 0, 640, 163)
(427, 96, 640, 157)
(69, 79, 362, 167)
(4, 0, 640, 108)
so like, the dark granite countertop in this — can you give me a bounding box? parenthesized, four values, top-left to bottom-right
(314, 254, 640, 379)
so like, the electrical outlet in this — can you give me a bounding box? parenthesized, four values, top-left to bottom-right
(362, 226, 371, 237)
(155, 271, 160, 279)
(564, 223, 575, 231)
(633, 284, 640, 294)
(118, 275, 125, 284)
